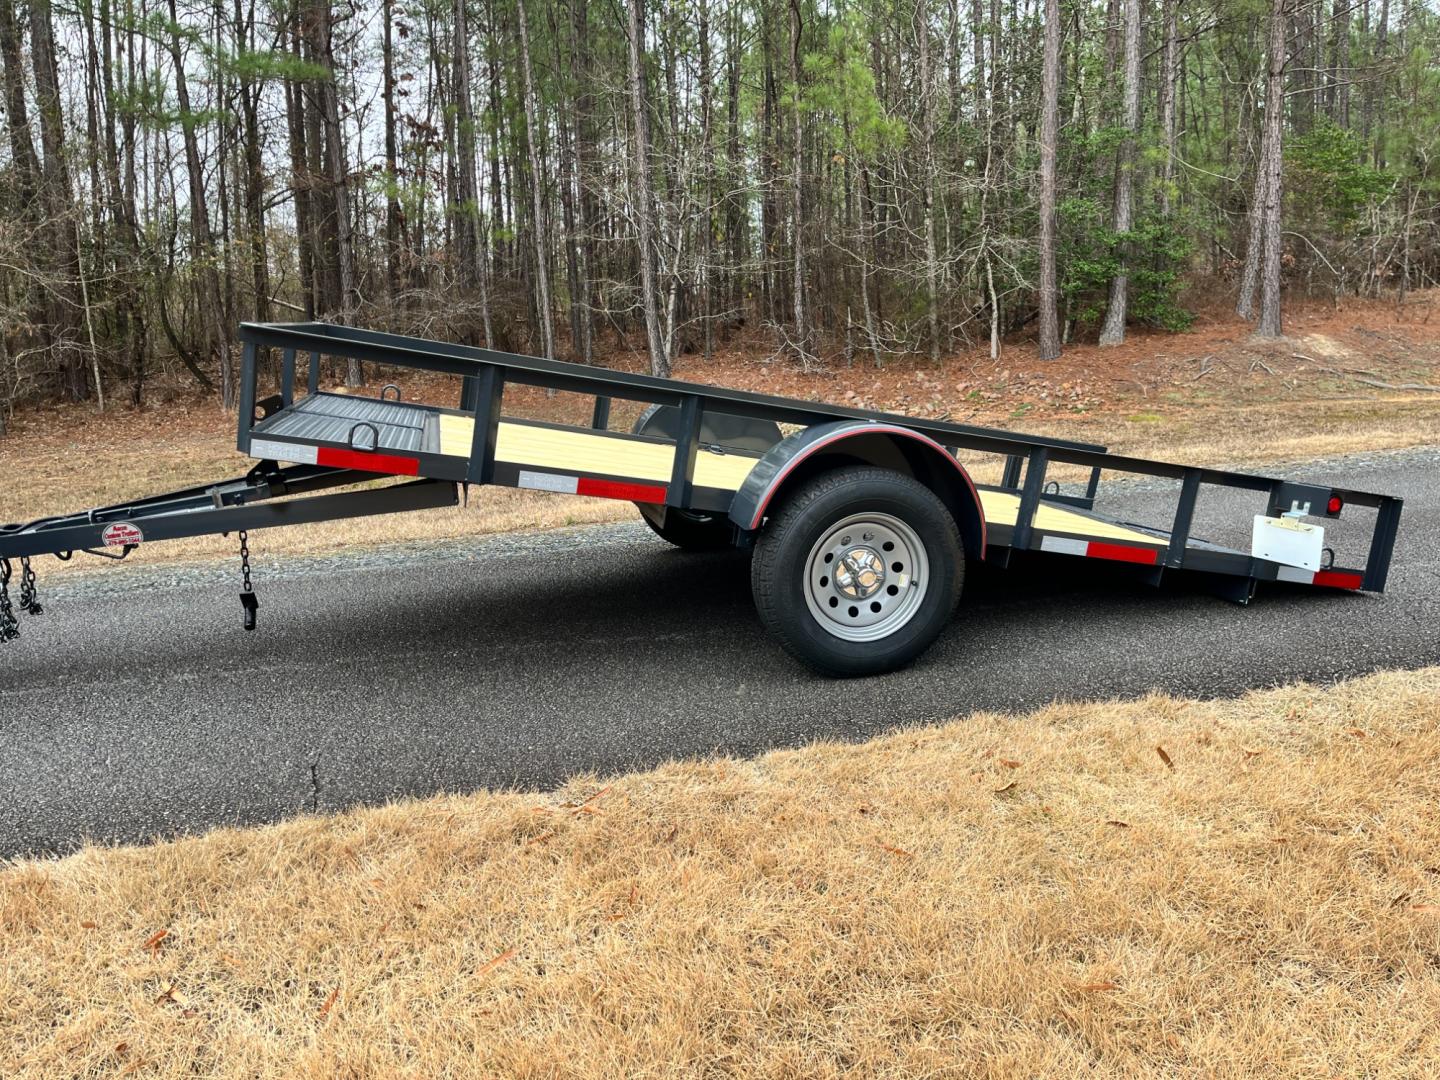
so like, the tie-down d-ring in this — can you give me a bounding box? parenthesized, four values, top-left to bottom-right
(381, 384, 402, 401)
(348, 422, 381, 451)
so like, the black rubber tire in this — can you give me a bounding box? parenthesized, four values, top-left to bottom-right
(751, 466, 964, 677)
(636, 503, 734, 551)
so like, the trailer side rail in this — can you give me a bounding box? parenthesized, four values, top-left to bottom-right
(232, 322, 1402, 592)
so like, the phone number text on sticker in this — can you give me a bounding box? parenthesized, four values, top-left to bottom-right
(101, 522, 144, 547)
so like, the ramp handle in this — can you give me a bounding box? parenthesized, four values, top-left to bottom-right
(347, 422, 380, 452)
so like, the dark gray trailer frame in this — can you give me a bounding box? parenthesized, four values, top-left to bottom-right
(0, 321, 1405, 662)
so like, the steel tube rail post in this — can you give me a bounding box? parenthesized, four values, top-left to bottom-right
(591, 396, 612, 431)
(1363, 496, 1403, 591)
(236, 342, 258, 454)
(1010, 447, 1050, 553)
(1165, 470, 1202, 568)
(466, 365, 504, 484)
(667, 395, 702, 507)
(281, 348, 296, 406)
(307, 350, 321, 395)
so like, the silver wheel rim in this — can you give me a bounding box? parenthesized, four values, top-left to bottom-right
(802, 512, 930, 643)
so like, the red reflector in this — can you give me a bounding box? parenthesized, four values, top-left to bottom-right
(1327, 495, 1343, 514)
(315, 447, 421, 475)
(1086, 542, 1160, 565)
(1313, 569, 1363, 590)
(575, 477, 668, 503)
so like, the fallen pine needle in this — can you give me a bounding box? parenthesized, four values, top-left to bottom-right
(477, 948, 517, 977)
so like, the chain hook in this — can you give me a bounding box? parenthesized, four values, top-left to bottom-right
(238, 530, 259, 631)
(18, 557, 41, 616)
(0, 559, 18, 643)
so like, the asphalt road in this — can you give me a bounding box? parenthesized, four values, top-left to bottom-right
(2, 448, 1435, 857)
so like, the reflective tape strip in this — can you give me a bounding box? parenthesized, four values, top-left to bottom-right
(516, 471, 667, 503)
(1276, 565, 1363, 589)
(315, 447, 421, 475)
(576, 478, 668, 503)
(1040, 535, 1159, 565)
(250, 438, 317, 465)
(1086, 541, 1160, 565)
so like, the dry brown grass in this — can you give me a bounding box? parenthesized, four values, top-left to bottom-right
(5, 668, 1439, 1078)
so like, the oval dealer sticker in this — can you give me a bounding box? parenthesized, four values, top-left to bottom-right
(100, 522, 144, 547)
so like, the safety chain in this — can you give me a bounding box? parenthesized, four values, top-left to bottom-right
(18, 557, 41, 616)
(0, 559, 17, 643)
(238, 530, 259, 631)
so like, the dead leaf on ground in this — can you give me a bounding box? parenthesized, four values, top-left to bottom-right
(142, 930, 169, 954)
(527, 830, 555, 846)
(999, 758, 1021, 769)
(994, 781, 1017, 794)
(1079, 981, 1121, 992)
(478, 947, 517, 976)
(154, 983, 190, 1008)
(1348, 728, 1368, 738)
(1106, 820, 1130, 828)
(878, 842, 914, 858)
(1410, 903, 1440, 913)
(1155, 746, 1174, 770)
(80, 920, 98, 929)
(318, 987, 339, 1019)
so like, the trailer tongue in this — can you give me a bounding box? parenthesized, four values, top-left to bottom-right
(0, 322, 1404, 675)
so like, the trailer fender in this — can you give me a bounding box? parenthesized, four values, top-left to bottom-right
(729, 421, 986, 558)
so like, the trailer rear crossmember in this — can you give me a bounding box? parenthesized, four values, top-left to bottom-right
(0, 322, 1404, 676)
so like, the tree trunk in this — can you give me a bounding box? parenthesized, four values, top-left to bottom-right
(1097, 0, 1139, 346)
(382, 0, 401, 299)
(1159, 0, 1178, 215)
(452, 0, 482, 289)
(916, 0, 941, 365)
(788, 0, 810, 364)
(515, 0, 555, 360)
(1255, 0, 1289, 339)
(166, 0, 230, 403)
(699, 0, 715, 362)
(0, 0, 40, 215)
(31, 0, 87, 400)
(311, 0, 359, 381)
(625, 0, 669, 376)
(284, 12, 316, 321)
(1036, 0, 1061, 361)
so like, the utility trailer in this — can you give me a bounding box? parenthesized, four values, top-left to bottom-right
(0, 322, 1404, 676)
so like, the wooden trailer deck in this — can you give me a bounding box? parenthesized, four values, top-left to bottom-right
(251, 392, 1162, 549)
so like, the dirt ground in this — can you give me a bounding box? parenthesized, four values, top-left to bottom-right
(3, 666, 1437, 1078)
(2, 292, 1436, 574)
